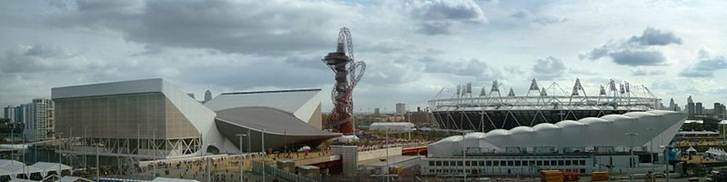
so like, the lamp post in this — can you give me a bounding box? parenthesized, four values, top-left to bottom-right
(625, 132, 639, 181)
(646, 128, 655, 174)
(95, 143, 103, 180)
(262, 129, 266, 182)
(385, 128, 390, 182)
(236, 133, 248, 182)
(462, 132, 467, 182)
(57, 132, 64, 176)
(661, 145, 670, 182)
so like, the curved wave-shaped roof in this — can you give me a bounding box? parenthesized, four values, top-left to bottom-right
(485, 129, 510, 137)
(427, 111, 687, 156)
(555, 120, 585, 127)
(215, 106, 338, 136)
(601, 114, 634, 121)
(623, 112, 656, 118)
(533, 123, 559, 131)
(510, 126, 535, 134)
(579, 117, 611, 124)
(464, 132, 486, 139)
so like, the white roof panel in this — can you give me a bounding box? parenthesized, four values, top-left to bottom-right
(52, 78, 163, 99)
(205, 89, 321, 113)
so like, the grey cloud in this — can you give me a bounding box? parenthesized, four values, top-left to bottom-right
(410, 0, 487, 35)
(418, 21, 453, 35)
(581, 27, 679, 66)
(631, 68, 665, 76)
(0, 45, 99, 73)
(680, 55, 727, 78)
(284, 55, 327, 70)
(609, 50, 666, 66)
(422, 57, 500, 79)
(511, 9, 567, 25)
(628, 27, 682, 46)
(51, 0, 346, 55)
(532, 56, 566, 79)
(180, 58, 330, 90)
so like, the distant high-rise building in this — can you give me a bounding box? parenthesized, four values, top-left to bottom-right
(395, 103, 406, 115)
(696, 102, 704, 115)
(204, 90, 213, 103)
(3, 105, 16, 122)
(715, 102, 726, 119)
(687, 96, 695, 119)
(22, 98, 55, 141)
(668, 98, 676, 111)
(374, 108, 380, 115)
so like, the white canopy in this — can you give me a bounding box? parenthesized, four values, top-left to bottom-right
(31, 162, 72, 172)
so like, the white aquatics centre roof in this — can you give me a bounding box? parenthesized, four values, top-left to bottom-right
(428, 110, 686, 157)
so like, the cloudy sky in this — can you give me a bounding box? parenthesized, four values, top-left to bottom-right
(1, 0, 727, 112)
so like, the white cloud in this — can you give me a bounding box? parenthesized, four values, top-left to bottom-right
(2, 0, 727, 111)
(532, 56, 566, 80)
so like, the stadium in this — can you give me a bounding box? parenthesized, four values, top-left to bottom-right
(428, 79, 661, 132)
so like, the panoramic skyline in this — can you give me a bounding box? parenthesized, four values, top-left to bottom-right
(1, 0, 727, 112)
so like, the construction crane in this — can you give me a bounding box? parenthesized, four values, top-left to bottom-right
(322, 27, 366, 135)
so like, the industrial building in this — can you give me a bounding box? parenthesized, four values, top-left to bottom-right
(421, 110, 686, 177)
(428, 79, 660, 132)
(52, 78, 339, 159)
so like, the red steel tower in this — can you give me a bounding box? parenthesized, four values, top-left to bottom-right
(322, 27, 366, 135)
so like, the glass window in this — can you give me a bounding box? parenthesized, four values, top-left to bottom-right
(478, 161, 484, 166)
(515, 161, 521, 166)
(486, 161, 492, 166)
(444, 161, 449, 166)
(457, 161, 463, 166)
(429, 161, 435, 166)
(551, 160, 557, 166)
(537, 160, 543, 166)
(493, 161, 499, 166)
(466, 161, 471, 166)
(558, 160, 564, 166)
(579, 160, 586, 165)
(436, 161, 442, 166)
(565, 160, 571, 166)
(507, 161, 514, 166)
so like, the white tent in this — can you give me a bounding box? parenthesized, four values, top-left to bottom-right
(0, 160, 26, 178)
(31, 162, 72, 177)
(369, 122, 415, 133)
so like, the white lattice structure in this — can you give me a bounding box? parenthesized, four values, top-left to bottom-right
(428, 79, 661, 132)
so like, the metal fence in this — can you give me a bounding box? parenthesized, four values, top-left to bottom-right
(251, 160, 320, 182)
